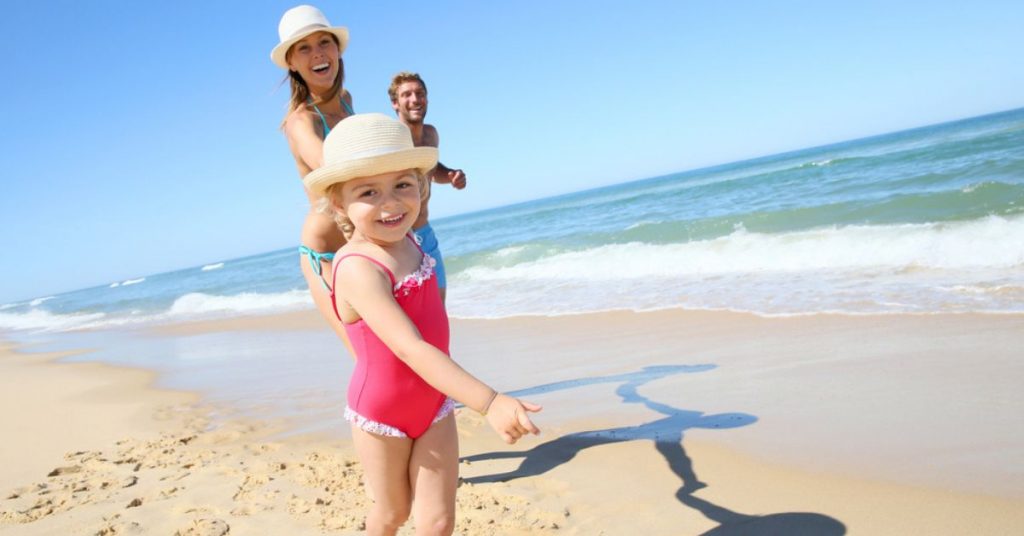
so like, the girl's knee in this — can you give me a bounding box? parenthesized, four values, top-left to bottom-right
(416, 511, 455, 536)
(370, 502, 411, 531)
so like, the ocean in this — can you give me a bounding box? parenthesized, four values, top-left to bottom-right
(3, 107, 1023, 334)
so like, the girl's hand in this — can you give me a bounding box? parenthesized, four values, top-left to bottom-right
(484, 394, 542, 444)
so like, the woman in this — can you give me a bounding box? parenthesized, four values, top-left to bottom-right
(271, 5, 355, 342)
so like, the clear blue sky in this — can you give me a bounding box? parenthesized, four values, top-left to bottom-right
(1, 1, 1021, 302)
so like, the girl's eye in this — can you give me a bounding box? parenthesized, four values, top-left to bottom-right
(397, 181, 414, 189)
(359, 190, 376, 198)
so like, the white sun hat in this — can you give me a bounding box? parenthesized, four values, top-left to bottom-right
(303, 114, 439, 196)
(271, 5, 349, 69)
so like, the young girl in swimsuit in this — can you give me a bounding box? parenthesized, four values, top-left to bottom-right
(305, 113, 542, 535)
(272, 5, 355, 342)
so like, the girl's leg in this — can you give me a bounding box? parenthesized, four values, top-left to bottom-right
(352, 426, 415, 536)
(408, 414, 459, 536)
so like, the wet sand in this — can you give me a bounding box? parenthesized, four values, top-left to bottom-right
(2, 310, 1022, 534)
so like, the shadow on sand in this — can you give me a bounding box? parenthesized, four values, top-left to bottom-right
(462, 365, 845, 535)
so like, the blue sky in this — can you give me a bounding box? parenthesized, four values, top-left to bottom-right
(1, 0, 1021, 302)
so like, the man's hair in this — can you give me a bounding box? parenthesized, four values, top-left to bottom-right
(388, 72, 427, 103)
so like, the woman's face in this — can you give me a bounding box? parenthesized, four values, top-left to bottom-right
(287, 31, 340, 91)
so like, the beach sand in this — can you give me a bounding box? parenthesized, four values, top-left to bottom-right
(2, 310, 1022, 535)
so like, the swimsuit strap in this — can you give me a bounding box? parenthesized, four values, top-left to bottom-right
(311, 102, 330, 136)
(329, 236, 422, 321)
(309, 93, 354, 138)
(330, 253, 399, 322)
(408, 232, 425, 254)
(298, 246, 336, 291)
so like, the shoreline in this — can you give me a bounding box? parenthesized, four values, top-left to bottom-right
(3, 308, 1023, 534)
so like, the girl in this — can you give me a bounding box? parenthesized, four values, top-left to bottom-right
(271, 5, 355, 342)
(305, 113, 542, 535)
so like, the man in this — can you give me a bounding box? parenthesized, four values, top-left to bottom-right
(388, 72, 467, 302)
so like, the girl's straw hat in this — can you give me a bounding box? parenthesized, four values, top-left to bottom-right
(303, 114, 439, 196)
(271, 5, 349, 69)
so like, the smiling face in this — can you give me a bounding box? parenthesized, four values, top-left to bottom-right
(392, 80, 428, 125)
(333, 170, 423, 244)
(286, 31, 340, 91)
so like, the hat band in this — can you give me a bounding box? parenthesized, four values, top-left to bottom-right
(336, 144, 416, 161)
(286, 22, 329, 40)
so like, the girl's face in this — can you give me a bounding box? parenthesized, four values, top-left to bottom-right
(336, 170, 422, 244)
(287, 31, 340, 91)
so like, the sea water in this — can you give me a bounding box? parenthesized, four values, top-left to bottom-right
(3, 108, 1023, 333)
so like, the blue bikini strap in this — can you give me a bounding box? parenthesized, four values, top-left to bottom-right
(299, 246, 336, 291)
(309, 93, 353, 137)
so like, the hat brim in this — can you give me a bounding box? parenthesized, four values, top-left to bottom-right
(303, 146, 439, 197)
(271, 26, 349, 69)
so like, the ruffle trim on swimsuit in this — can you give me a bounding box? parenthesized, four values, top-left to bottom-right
(344, 397, 455, 438)
(394, 254, 436, 298)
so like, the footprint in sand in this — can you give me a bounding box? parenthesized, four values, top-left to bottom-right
(93, 514, 144, 536)
(174, 518, 229, 536)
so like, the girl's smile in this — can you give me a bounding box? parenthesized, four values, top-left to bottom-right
(378, 213, 407, 227)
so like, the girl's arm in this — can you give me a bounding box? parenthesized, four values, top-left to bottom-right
(337, 257, 541, 443)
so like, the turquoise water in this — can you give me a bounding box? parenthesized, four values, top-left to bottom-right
(3, 108, 1023, 332)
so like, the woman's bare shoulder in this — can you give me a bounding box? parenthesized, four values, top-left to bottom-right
(284, 106, 315, 134)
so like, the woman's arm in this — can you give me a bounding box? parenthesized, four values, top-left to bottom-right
(284, 110, 325, 170)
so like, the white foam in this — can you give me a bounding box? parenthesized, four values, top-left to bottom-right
(0, 290, 317, 333)
(120, 278, 146, 286)
(460, 216, 1024, 282)
(448, 216, 1024, 317)
(167, 290, 312, 316)
(490, 246, 526, 258)
(109, 282, 121, 288)
(201, 263, 225, 271)
(0, 309, 107, 332)
(29, 296, 55, 307)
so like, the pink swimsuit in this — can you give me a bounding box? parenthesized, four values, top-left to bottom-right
(330, 237, 453, 439)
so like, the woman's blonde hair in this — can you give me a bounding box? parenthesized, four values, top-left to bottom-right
(318, 171, 429, 240)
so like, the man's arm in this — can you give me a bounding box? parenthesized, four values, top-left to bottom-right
(423, 125, 467, 189)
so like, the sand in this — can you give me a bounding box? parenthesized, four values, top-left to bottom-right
(2, 310, 1022, 535)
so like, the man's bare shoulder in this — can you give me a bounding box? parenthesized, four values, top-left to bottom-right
(422, 124, 440, 147)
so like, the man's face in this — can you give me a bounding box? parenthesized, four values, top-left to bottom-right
(392, 81, 428, 124)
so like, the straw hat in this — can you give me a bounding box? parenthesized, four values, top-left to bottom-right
(271, 5, 349, 69)
(303, 114, 438, 196)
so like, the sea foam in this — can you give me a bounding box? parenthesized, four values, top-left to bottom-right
(448, 216, 1024, 317)
(167, 290, 312, 316)
(459, 215, 1023, 282)
(0, 309, 107, 333)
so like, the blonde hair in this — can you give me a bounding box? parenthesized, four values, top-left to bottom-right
(318, 171, 429, 240)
